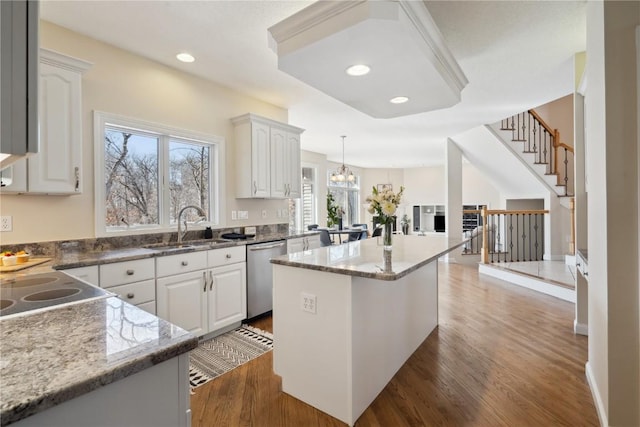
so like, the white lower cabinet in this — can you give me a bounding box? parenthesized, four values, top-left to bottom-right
(208, 262, 247, 331)
(156, 270, 208, 336)
(287, 234, 321, 254)
(61, 265, 99, 286)
(156, 247, 247, 337)
(99, 258, 156, 315)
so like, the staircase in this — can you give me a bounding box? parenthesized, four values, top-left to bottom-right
(489, 110, 575, 200)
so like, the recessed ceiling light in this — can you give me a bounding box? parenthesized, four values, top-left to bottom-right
(176, 53, 195, 63)
(390, 96, 409, 104)
(345, 64, 370, 76)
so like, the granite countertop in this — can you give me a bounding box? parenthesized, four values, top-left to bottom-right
(271, 234, 465, 281)
(0, 296, 198, 426)
(0, 230, 317, 274)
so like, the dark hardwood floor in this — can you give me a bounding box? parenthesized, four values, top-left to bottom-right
(191, 262, 598, 426)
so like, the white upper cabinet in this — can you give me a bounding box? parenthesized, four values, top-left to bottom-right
(231, 113, 303, 199)
(0, 49, 91, 195)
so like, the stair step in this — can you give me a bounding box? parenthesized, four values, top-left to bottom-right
(534, 162, 549, 165)
(522, 150, 537, 153)
(512, 139, 527, 142)
(500, 127, 515, 131)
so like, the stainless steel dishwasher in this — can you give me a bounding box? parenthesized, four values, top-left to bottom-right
(246, 239, 287, 319)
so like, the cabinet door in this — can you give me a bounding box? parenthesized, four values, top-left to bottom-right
(157, 271, 208, 336)
(286, 132, 301, 199)
(270, 126, 287, 198)
(252, 121, 271, 197)
(208, 263, 246, 332)
(306, 234, 321, 250)
(287, 237, 304, 254)
(28, 61, 83, 194)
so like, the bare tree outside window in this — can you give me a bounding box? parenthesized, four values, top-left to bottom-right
(169, 140, 210, 223)
(104, 129, 159, 228)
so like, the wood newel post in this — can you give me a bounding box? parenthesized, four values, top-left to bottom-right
(481, 206, 489, 264)
(569, 197, 576, 255)
(553, 129, 560, 176)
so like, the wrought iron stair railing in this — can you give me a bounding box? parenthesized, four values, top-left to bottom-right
(462, 208, 549, 264)
(500, 110, 574, 197)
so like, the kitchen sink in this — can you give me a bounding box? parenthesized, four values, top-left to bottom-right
(143, 239, 231, 251)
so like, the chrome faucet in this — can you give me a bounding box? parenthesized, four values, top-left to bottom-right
(177, 205, 207, 245)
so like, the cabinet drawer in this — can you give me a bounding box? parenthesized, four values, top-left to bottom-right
(108, 279, 155, 306)
(137, 300, 156, 315)
(208, 245, 246, 268)
(156, 251, 208, 277)
(62, 265, 100, 286)
(100, 258, 155, 288)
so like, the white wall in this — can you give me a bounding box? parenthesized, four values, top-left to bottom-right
(0, 22, 293, 244)
(586, 2, 640, 426)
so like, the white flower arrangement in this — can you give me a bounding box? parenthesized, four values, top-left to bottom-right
(366, 186, 404, 224)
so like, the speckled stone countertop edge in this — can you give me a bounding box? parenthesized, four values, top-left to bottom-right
(0, 304, 198, 426)
(271, 239, 467, 281)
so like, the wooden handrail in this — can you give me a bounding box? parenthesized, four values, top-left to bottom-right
(528, 109, 555, 135)
(485, 209, 549, 215)
(556, 142, 574, 153)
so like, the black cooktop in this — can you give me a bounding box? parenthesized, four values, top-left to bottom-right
(0, 271, 110, 318)
(220, 232, 255, 240)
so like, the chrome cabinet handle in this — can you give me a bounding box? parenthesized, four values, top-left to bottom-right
(203, 271, 207, 292)
(253, 181, 257, 195)
(181, 261, 188, 266)
(576, 262, 581, 267)
(126, 293, 134, 299)
(209, 271, 214, 291)
(126, 269, 134, 275)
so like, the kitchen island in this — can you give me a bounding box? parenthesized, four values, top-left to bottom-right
(271, 234, 464, 426)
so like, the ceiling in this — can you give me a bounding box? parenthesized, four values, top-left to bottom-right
(40, 1, 586, 169)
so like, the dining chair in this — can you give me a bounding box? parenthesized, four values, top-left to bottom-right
(308, 224, 319, 230)
(371, 226, 383, 237)
(319, 229, 333, 247)
(352, 223, 367, 230)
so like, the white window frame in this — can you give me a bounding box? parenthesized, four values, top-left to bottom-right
(94, 111, 225, 237)
(296, 163, 318, 230)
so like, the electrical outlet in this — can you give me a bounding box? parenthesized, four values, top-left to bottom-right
(1, 216, 12, 232)
(301, 292, 317, 314)
(231, 211, 237, 220)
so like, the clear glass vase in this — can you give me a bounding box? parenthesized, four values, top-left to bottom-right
(383, 222, 393, 250)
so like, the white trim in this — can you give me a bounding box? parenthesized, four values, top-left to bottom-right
(93, 111, 225, 238)
(40, 48, 92, 74)
(585, 361, 608, 427)
(478, 263, 575, 303)
(573, 319, 588, 336)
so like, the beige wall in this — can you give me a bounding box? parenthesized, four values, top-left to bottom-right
(534, 94, 575, 146)
(0, 22, 293, 244)
(586, 1, 639, 425)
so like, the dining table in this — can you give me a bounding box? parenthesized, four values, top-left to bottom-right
(323, 227, 365, 244)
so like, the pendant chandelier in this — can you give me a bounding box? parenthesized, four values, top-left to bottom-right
(330, 135, 355, 183)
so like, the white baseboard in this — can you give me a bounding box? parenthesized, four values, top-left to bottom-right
(585, 361, 608, 427)
(573, 319, 588, 336)
(565, 254, 576, 266)
(479, 264, 575, 303)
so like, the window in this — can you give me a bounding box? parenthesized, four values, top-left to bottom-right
(95, 112, 224, 236)
(291, 165, 317, 231)
(327, 172, 360, 227)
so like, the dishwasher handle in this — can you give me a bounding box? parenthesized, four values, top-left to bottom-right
(248, 241, 286, 251)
